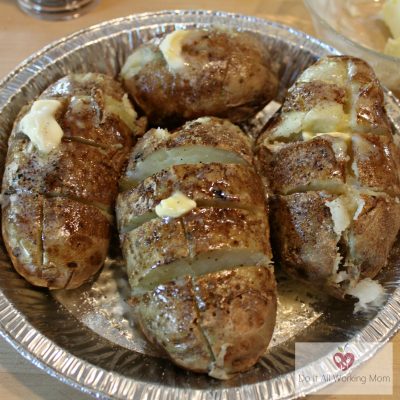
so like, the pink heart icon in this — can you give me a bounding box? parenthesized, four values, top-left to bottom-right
(333, 352, 355, 371)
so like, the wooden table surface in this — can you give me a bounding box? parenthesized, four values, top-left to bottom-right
(0, 0, 399, 399)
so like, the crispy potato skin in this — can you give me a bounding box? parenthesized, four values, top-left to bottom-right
(348, 195, 400, 278)
(2, 194, 45, 286)
(195, 266, 276, 378)
(2, 73, 137, 289)
(136, 276, 214, 373)
(121, 29, 278, 126)
(256, 55, 400, 298)
(3, 138, 119, 207)
(136, 266, 277, 377)
(42, 197, 110, 289)
(257, 138, 346, 195)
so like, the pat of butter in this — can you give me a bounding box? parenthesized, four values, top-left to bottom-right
(155, 191, 196, 218)
(159, 30, 190, 72)
(19, 99, 63, 153)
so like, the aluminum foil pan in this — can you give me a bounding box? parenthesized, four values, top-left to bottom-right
(0, 10, 400, 400)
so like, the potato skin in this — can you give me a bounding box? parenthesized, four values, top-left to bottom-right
(136, 266, 277, 378)
(270, 192, 339, 286)
(2, 73, 137, 289)
(121, 29, 278, 126)
(347, 195, 400, 279)
(136, 276, 214, 373)
(257, 137, 346, 195)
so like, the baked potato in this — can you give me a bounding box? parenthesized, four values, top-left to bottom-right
(2, 73, 140, 289)
(256, 55, 400, 304)
(117, 117, 277, 378)
(120, 28, 278, 126)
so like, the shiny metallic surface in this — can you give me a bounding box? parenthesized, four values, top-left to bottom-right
(0, 10, 399, 400)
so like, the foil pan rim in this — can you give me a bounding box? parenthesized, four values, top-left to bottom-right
(0, 9, 398, 400)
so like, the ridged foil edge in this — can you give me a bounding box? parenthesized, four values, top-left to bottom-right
(0, 10, 399, 400)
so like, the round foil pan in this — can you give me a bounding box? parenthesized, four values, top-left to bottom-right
(0, 10, 400, 400)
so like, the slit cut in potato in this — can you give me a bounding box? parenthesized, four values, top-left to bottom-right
(122, 146, 249, 189)
(132, 250, 270, 295)
(122, 207, 271, 293)
(117, 163, 265, 232)
(120, 117, 253, 189)
(2, 193, 110, 289)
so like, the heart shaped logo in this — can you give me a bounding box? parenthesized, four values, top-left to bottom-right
(333, 351, 355, 371)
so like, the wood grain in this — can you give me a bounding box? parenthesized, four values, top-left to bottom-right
(0, 0, 398, 398)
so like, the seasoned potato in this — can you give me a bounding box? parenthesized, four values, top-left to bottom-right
(121, 28, 278, 126)
(2, 73, 140, 289)
(257, 55, 400, 301)
(118, 118, 276, 378)
(136, 266, 276, 379)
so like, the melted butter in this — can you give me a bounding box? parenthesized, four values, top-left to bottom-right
(159, 30, 191, 72)
(382, 0, 400, 40)
(298, 59, 347, 86)
(155, 191, 196, 218)
(303, 131, 352, 160)
(19, 99, 63, 153)
(104, 94, 137, 131)
(121, 46, 159, 79)
(70, 95, 92, 113)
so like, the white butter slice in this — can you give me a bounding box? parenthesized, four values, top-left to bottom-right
(155, 191, 196, 218)
(159, 30, 191, 72)
(121, 46, 159, 79)
(19, 99, 63, 153)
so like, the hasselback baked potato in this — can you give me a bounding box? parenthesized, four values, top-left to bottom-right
(2, 73, 140, 289)
(117, 117, 277, 379)
(120, 28, 278, 126)
(256, 56, 400, 306)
